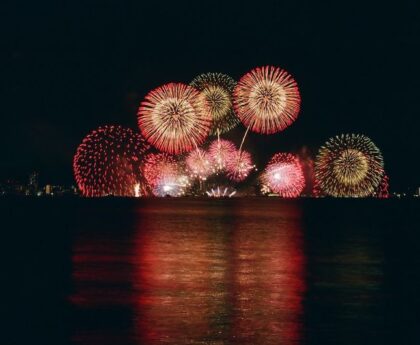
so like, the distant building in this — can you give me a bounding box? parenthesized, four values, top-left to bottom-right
(0, 176, 78, 197)
(72, 186, 79, 195)
(45, 184, 53, 195)
(2, 179, 25, 195)
(43, 184, 79, 196)
(27, 172, 39, 195)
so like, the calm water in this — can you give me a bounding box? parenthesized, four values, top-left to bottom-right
(3, 198, 420, 345)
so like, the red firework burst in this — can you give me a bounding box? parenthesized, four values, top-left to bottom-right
(138, 83, 212, 154)
(185, 148, 213, 180)
(233, 66, 301, 134)
(73, 125, 150, 197)
(261, 153, 305, 197)
(226, 150, 255, 182)
(375, 174, 389, 198)
(142, 153, 190, 197)
(208, 139, 237, 171)
(312, 178, 324, 197)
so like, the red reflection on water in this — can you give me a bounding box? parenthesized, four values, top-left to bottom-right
(231, 202, 306, 344)
(68, 201, 306, 345)
(69, 236, 135, 307)
(134, 201, 306, 345)
(134, 208, 228, 344)
(69, 232, 139, 345)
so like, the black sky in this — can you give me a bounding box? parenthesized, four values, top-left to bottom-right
(2, 0, 420, 190)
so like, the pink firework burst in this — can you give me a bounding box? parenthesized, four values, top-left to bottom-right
(208, 139, 237, 171)
(73, 125, 150, 197)
(226, 150, 255, 182)
(142, 153, 190, 197)
(185, 148, 213, 180)
(261, 153, 305, 197)
(138, 83, 212, 154)
(233, 65, 301, 134)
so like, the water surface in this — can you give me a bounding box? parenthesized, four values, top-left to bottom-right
(4, 198, 420, 345)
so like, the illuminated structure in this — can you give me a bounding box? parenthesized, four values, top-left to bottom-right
(190, 72, 239, 135)
(138, 83, 212, 154)
(45, 184, 53, 195)
(73, 125, 150, 197)
(27, 171, 39, 195)
(233, 65, 301, 134)
(261, 153, 305, 197)
(314, 134, 384, 197)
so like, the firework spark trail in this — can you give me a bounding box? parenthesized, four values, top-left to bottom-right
(206, 186, 237, 198)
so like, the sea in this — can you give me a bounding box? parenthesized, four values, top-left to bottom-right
(3, 197, 420, 345)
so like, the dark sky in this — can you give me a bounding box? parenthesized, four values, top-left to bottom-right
(2, 0, 420, 190)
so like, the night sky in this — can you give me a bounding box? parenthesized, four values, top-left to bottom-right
(3, 1, 420, 191)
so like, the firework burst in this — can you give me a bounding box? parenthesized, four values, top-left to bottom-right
(142, 153, 190, 197)
(138, 83, 212, 154)
(190, 72, 239, 135)
(233, 65, 300, 134)
(314, 134, 384, 197)
(208, 139, 237, 171)
(226, 150, 255, 182)
(185, 148, 213, 180)
(375, 173, 389, 198)
(73, 125, 150, 197)
(206, 186, 237, 198)
(261, 153, 305, 197)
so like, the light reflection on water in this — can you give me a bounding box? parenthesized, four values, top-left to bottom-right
(71, 200, 306, 345)
(7, 198, 420, 345)
(134, 201, 305, 345)
(65, 198, 420, 345)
